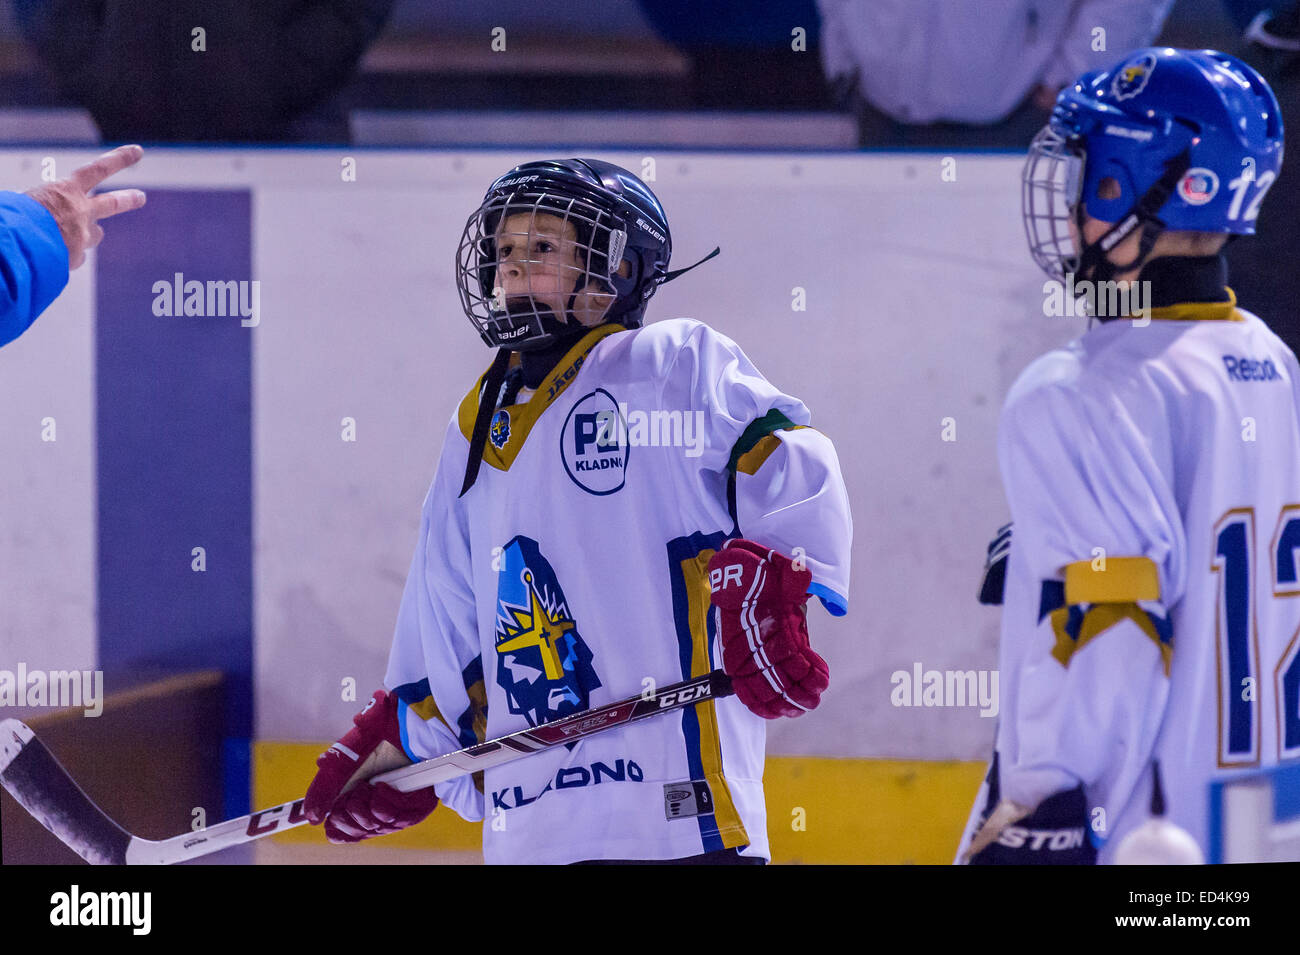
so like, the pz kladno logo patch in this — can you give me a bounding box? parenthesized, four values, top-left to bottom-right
(561, 388, 629, 495)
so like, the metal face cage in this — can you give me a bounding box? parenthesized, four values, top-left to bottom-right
(455, 187, 627, 350)
(1023, 125, 1086, 282)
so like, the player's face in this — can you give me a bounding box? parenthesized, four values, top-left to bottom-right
(494, 212, 616, 328)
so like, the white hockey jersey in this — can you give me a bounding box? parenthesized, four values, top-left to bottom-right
(385, 318, 852, 864)
(962, 292, 1300, 864)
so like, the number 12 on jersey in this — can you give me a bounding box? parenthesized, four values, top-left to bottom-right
(1212, 506, 1300, 766)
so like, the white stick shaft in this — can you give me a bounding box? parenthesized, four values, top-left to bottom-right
(2, 670, 730, 863)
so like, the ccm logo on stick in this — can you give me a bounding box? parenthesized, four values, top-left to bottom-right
(245, 800, 306, 836)
(709, 564, 743, 592)
(656, 684, 711, 708)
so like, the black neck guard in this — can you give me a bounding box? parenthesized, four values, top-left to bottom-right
(1136, 254, 1230, 308)
(518, 324, 591, 390)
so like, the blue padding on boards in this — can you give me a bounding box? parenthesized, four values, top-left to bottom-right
(96, 189, 254, 817)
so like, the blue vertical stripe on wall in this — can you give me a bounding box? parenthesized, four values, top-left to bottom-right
(95, 189, 254, 818)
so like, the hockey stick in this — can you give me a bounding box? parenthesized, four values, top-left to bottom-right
(0, 669, 732, 865)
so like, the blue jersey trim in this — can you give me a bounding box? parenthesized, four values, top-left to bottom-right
(666, 530, 731, 854)
(397, 697, 419, 763)
(808, 582, 848, 617)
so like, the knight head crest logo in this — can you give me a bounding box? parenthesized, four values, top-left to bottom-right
(494, 536, 601, 728)
(1112, 53, 1157, 101)
(490, 409, 511, 449)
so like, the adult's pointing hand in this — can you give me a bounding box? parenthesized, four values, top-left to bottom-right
(26, 144, 147, 270)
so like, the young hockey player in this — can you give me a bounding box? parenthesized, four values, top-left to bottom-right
(960, 48, 1300, 864)
(304, 159, 852, 864)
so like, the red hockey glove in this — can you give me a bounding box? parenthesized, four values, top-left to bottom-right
(304, 689, 439, 844)
(707, 539, 829, 719)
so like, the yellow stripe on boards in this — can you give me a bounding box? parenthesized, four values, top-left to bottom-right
(764, 757, 988, 864)
(251, 741, 483, 851)
(252, 742, 986, 863)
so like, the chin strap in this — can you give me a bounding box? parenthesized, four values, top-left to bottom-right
(661, 246, 720, 285)
(604, 246, 723, 329)
(460, 348, 514, 498)
(1075, 148, 1191, 285)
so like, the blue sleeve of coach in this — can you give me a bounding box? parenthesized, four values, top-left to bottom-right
(0, 191, 70, 348)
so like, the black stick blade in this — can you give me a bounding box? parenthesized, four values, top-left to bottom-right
(0, 719, 131, 865)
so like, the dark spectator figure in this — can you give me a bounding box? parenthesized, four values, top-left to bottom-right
(817, 0, 1174, 148)
(637, 0, 828, 108)
(1218, 0, 1300, 355)
(13, 1, 393, 142)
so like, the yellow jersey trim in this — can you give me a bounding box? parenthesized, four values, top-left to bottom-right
(1062, 556, 1161, 604)
(1145, 287, 1244, 322)
(456, 323, 625, 473)
(735, 426, 809, 476)
(408, 694, 445, 726)
(1050, 603, 1172, 676)
(680, 546, 750, 849)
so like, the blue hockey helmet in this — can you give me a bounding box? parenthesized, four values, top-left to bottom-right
(1023, 47, 1284, 281)
(455, 158, 676, 351)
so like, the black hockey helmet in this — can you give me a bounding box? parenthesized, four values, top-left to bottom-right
(455, 158, 674, 350)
